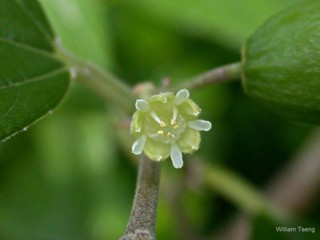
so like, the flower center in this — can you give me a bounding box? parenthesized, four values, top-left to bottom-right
(145, 107, 187, 144)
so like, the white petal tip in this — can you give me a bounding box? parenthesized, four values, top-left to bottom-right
(174, 89, 190, 105)
(193, 110, 200, 116)
(192, 145, 199, 150)
(188, 120, 212, 131)
(135, 127, 141, 133)
(132, 135, 147, 155)
(135, 99, 149, 111)
(171, 145, 183, 169)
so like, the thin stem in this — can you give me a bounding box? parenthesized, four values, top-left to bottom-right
(265, 129, 320, 214)
(120, 155, 161, 240)
(55, 41, 136, 114)
(204, 164, 277, 216)
(172, 62, 242, 91)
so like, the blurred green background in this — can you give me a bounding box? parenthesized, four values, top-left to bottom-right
(1, 0, 319, 239)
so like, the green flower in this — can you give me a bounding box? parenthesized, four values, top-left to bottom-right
(130, 89, 212, 168)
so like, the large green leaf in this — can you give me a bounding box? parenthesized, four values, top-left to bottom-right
(0, 0, 70, 141)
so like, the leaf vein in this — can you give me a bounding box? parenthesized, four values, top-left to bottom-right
(0, 87, 19, 123)
(0, 68, 69, 90)
(0, 37, 56, 59)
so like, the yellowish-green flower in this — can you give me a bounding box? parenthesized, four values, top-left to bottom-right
(130, 89, 212, 168)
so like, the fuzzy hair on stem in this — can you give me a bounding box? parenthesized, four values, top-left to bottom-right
(120, 155, 161, 240)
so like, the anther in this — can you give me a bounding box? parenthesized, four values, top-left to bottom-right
(167, 132, 175, 138)
(160, 121, 166, 127)
(157, 130, 164, 135)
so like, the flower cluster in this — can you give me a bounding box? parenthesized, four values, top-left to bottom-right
(130, 89, 212, 168)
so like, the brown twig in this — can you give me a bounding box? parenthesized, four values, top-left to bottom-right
(172, 62, 242, 91)
(120, 155, 161, 240)
(265, 128, 320, 214)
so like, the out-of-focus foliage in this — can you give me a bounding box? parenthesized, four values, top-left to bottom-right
(119, 0, 302, 50)
(40, 0, 114, 69)
(1, 0, 319, 239)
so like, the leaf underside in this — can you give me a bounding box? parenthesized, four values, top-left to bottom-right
(0, 0, 70, 141)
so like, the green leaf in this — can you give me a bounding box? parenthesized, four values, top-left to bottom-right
(0, 0, 70, 141)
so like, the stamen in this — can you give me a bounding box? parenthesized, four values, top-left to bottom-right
(167, 132, 175, 138)
(172, 107, 178, 121)
(150, 111, 162, 124)
(170, 144, 183, 168)
(135, 99, 149, 111)
(157, 130, 164, 135)
(132, 135, 147, 155)
(174, 89, 190, 105)
(160, 121, 166, 127)
(188, 120, 212, 131)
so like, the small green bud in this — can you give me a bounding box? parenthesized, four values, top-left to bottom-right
(130, 89, 212, 169)
(242, 0, 320, 124)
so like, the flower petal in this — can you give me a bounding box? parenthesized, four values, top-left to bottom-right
(135, 99, 149, 111)
(144, 138, 170, 161)
(188, 120, 212, 131)
(178, 99, 201, 120)
(170, 144, 183, 168)
(132, 135, 147, 155)
(130, 111, 146, 136)
(174, 89, 190, 105)
(177, 128, 200, 153)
